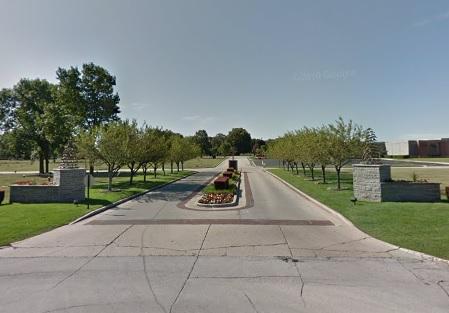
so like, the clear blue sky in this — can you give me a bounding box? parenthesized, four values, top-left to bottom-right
(1, 0, 448, 141)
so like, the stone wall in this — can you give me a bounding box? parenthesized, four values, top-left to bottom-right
(9, 185, 60, 203)
(381, 182, 441, 202)
(353, 164, 391, 202)
(10, 168, 85, 203)
(353, 164, 441, 202)
(54, 169, 86, 202)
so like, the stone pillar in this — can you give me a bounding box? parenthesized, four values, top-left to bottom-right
(353, 164, 391, 202)
(53, 168, 86, 202)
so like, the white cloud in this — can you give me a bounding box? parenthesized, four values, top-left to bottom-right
(413, 10, 449, 27)
(127, 102, 147, 109)
(181, 115, 217, 123)
(397, 133, 448, 141)
(182, 115, 201, 121)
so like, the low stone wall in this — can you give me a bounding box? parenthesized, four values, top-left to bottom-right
(9, 185, 60, 203)
(381, 182, 441, 202)
(9, 168, 85, 203)
(353, 164, 441, 202)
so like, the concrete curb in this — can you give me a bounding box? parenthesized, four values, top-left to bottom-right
(264, 168, 449, 265)
(70, 171, 197, 224)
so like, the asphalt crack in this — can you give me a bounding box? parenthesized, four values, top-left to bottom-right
(245, 293, 260, 313)
(279, 226, 306, 307)
(437, 280, 449, 298)
(51, 225, 134, 289)
(140, 225, 167, 313)
(169, 224, 211, 313)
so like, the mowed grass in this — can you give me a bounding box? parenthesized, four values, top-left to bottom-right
(0, 157, 225, 173)
(0, 171, 191, 246)
(408, 157, 449, 163)
(0, 160, 45, 172)
(391, 167, 449, 195)
(0, 174, 49, 203)
(269, 168, 449, 260)
(203, 173, 240, 194)
(180, 157, 225, 169)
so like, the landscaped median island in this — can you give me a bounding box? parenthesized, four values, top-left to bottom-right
(269, 168, 449, 260)
(198, 168, 241, 206)
(0, 171, 191, 247)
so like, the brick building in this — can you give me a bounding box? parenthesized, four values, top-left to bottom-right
(386, 138, 449, 157)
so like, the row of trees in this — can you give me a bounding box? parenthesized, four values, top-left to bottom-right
(193, 128, 261, 158)
(267, 118, 377, 190)
(0, 63, 120, 173)
(77, 120, 201, 191)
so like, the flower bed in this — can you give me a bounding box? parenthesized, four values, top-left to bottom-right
(198, 192, 234, 204)
(14, 180, 34, 185)
(198, 171, 242, 206)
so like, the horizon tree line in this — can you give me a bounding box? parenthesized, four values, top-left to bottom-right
(266, 117, 378, 190)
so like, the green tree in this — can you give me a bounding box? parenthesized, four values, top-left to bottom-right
(210, 133, 226, 158)
(328, 117, 366, 190)
(122, 120, 144, 185)
(95, 122, 129, 191)
(193, 129, 211, 157)
(76, 128, 99, 175)
(144, 127, 166, 178)
(56, 63, 120, 129)
(0, 79, 73, 173)
(0, 88, 16, 131)
(169, 135, 184, 172)
(226, 128, 252, 155)
(316, 126, 332, 183)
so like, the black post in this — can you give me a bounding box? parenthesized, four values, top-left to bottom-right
(87, 174, 90, 210)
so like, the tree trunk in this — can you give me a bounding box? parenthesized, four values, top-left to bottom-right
(310, 166, 314, 180)
(181, 161, 184, 171)
(176, 162, 180, 172)
(143, 165, 147, 182)
(39, 154, 44, 174)
(108, 165, 113, 191)
(153, 165, 157, 178)
(301, 162, 306, 176)
(295, 163, 299, 175)
(162, 163, 166, 175)
(45, 157, 49, 173)
(321, 165, 326, 183)
(129, 162, 135, 185)
(170, 161, 174, 174)
(336, 167, 341, 190)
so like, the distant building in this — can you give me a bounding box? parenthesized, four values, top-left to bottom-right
(385, 138, 449, 157)
(385, 141, 419, 157)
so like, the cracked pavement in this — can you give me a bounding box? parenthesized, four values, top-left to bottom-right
(1, 157, 448, 312)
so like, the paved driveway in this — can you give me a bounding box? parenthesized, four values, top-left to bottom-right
(1, 157, 448, 313)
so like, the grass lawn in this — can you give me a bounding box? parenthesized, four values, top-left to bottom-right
(202, 172, 240, 194)
(0, 171, 191, 246)
(0, 157, 225, 173)
(0, 160, 45, 172)
(391, 167, 449, 194)
(180, 157, 225, 169)
(269, 168, 449, 260)
(408, 157, 449, 163)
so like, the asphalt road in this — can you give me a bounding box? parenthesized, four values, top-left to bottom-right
(1, 157, 448, 313)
